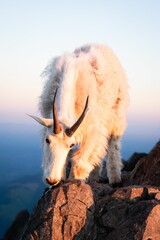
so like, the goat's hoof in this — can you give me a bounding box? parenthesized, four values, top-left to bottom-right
(98, 177, 109, 183)
(76, 179, 86, 186)
(109, 181, 123, 188)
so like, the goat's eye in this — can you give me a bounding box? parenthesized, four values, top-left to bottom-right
(46, 138, 50, 144)
(70, 143, 75, 148)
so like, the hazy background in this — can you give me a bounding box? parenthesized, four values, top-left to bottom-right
(0, 0, 160, 237)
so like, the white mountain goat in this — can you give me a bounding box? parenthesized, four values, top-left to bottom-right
(30, 43, 128, 186)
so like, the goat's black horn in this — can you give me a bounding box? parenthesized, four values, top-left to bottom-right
(53, 88, 61, 134)
(65, 96, 89, 137)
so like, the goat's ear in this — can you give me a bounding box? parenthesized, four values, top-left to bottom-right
(27, 114, 53, 127)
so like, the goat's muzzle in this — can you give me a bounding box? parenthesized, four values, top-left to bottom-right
(46, 177, 60, 186)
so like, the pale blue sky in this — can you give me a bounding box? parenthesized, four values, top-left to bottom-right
(0, 0, 160, 134)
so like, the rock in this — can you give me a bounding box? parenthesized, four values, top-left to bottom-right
(143, 204, 160, 240)
(3, 209, 30, 240)
(123, 152, 147, 171)
(21, 180, 95, 240)
(95, 186, 160, 240)
(20, 182, 160, 240)
(130, 141, 160, 186)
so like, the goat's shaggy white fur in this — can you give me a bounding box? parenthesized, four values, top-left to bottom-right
(33, 43, 128, 185)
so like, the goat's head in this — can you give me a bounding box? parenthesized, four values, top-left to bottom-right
(29, 90, 89, 186)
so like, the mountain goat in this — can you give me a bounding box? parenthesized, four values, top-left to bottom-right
(30, 43, 128, 186)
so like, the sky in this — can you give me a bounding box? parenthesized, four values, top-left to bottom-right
(0, 0, 160, 141)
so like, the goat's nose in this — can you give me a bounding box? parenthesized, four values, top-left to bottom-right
(46, 177, 60, 186)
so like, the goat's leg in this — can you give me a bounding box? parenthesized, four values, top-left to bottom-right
(106, 135, 123, 185)
(70, 156, 95, 181)
(70, 136, 100, 181)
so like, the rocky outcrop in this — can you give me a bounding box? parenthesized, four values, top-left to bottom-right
(20, 182, 160, 240)
(4, 141, 160, 240)
(122, 152, 147, 171)
(21, 181, 95, 240)
(96, 186, 160, 240)
(19, 181, 160, 240)
(19, 180, 160, 240)
(130, 141, 160, 186)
